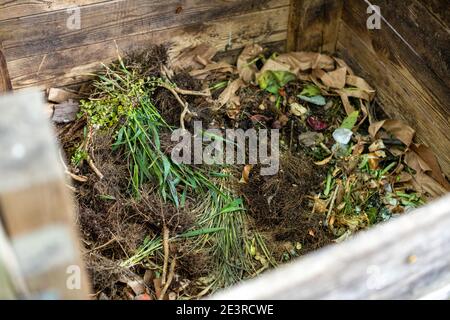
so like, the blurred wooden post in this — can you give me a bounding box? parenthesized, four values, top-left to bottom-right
(0, 90, 90, 299)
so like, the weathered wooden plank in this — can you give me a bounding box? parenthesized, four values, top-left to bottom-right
(0, 48, 12, 92)
(417, 0, 450, 28)
(0, 0, 110, 21)
(287, 0, 343, 52)
(0, 0, 288, 61)
(0, 90, 90, 299)
(7, 6, 289, 89)
(337, 1, 450, 177)
(212, 194, 450, 299)
(356, 0, 449, 89)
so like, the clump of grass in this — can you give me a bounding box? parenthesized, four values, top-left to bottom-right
(192, 175, 275, 289)
(80, 58, 217, 205)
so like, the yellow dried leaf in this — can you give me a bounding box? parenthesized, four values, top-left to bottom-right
(314, 155, 333, 166)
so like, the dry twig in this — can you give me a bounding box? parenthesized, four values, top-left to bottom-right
(161, 225, 170, 285)
(158, 256, 177, 300)
(87, 154, 104, 180)
(158, 82, 205, 129)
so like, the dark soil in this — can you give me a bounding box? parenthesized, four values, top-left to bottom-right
(241, 153, 332, 259)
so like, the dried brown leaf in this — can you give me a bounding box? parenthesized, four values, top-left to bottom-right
(171, 43, 217, 71)
(237, 44, 264, 83)
(313, 67, 347, 89)
(337, 90, 355, 115)
(314, 155, 333, 166)
(189, 61, 235, 79)
(217, 79, 244, 107)
(257, 51, 334, 78)
(369, 119, 415, 146)
(405, 145, 450, 192)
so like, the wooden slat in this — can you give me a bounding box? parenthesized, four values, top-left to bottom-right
(287, 0, 343, 52)
(0, 0, 110, 21)
(417, 0, 450, 28)
(337, 0, 450, 177)
(7, 6, 289, 89)
(360, 0, 449, 88)
(0, 0, 288, 61)
(0, 48, 11, 92)
(212, 194, 450, 299)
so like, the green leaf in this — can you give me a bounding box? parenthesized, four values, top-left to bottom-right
(162, 156, 171, 181)
(257, 70, 296, 95)
(340, 110, 359, 130)
(298, 95, 326, 106)
(178, 227, 225, 238)
(300, 84, 321, 97)
(220, 198, 244, 214)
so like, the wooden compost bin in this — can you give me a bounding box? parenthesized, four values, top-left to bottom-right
(0, 0, 449, 299)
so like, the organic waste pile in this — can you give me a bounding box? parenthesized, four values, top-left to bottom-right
(52, 43, 449, 300)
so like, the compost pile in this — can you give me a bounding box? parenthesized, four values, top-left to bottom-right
(53, 43, 449, 300)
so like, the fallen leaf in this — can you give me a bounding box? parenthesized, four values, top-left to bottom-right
(337, 90, 355, 115)
(300, 84, 321, 97)
(405, 145, 450, 192)
(367, 153, 380, 170)
(409, 144, 450, 189)
(171, 43, 217, 71)
(314, 155, 333, 166)
(352, 139, 366, 156)
(340, 110, 359, 130)
(369, 139, 386, 152)
(307, 116, 328, 131)
(412, 171, 448, 198)
(338, 87, 372, 101)
(237, 44, 264, 83)
(313, 67, 347, 89)
(256, 51, 335, 79)
(257, 70, 296, 94)
(298, 94, 326, 106)
(216, 79, 244, 118)
(345, 75, 375, 95)
(334, 57, 354, 75)
(369, 119, 415, 146)
(189, 61, 235, 79)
